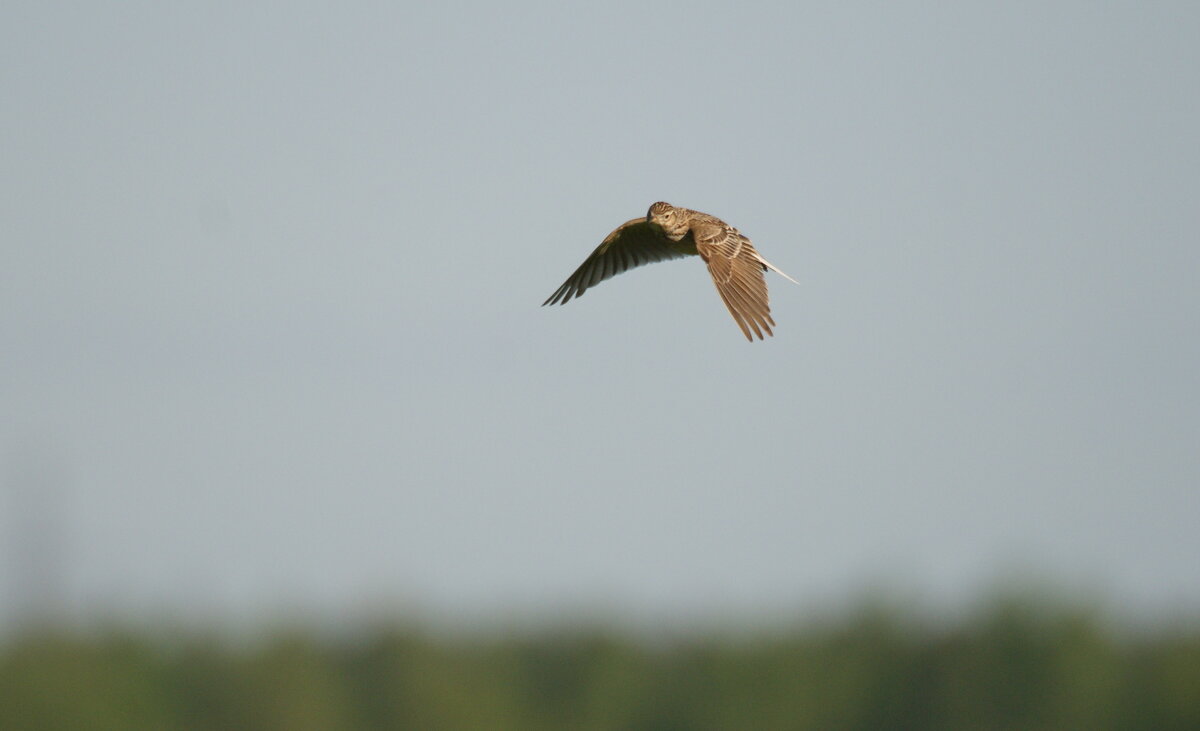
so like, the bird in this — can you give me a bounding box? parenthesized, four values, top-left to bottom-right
(543, 202, 798, 341)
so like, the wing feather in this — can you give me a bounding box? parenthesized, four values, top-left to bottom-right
(543, 218, 694, 306)
(695, 226, 777, 341)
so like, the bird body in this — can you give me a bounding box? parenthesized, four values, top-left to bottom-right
(543, 202, 797, 341)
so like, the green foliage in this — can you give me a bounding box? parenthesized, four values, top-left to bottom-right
(1, 600, 1197, 730)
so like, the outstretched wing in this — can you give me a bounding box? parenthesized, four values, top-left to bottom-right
(693, 222, 776, 341)
(543, 218, 694, 306)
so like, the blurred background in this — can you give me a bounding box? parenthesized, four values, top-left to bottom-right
(2, 1, 1198, 728)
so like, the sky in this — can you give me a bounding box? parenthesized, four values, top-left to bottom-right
(2, 2, 1198, 631)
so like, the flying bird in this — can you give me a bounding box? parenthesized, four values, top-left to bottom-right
(543, 202, 798, 341)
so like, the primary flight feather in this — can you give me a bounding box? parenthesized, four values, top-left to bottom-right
(543, 202, 798, 341)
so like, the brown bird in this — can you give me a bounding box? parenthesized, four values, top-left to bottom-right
(543, 202, 798, 341)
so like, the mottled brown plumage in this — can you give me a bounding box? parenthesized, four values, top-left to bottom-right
(543, 202, 797, 341)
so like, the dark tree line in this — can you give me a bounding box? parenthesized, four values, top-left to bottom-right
(2, 599, 1198, 730)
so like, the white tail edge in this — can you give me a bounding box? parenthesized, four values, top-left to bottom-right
(759, 256, 799, 285)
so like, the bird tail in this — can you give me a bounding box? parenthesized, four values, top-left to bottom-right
(758, 255, 799, 285)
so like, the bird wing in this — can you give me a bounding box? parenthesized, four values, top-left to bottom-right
(542, 218, 693, 305)
(693, 222, 776, 341)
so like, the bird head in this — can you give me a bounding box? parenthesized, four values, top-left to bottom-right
(648, 201, 689, 241)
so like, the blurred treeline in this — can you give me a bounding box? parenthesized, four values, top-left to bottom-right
(1, 598, 1198, 730)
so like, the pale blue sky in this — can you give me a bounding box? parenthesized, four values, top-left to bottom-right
(2, 2, 1198, 629)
